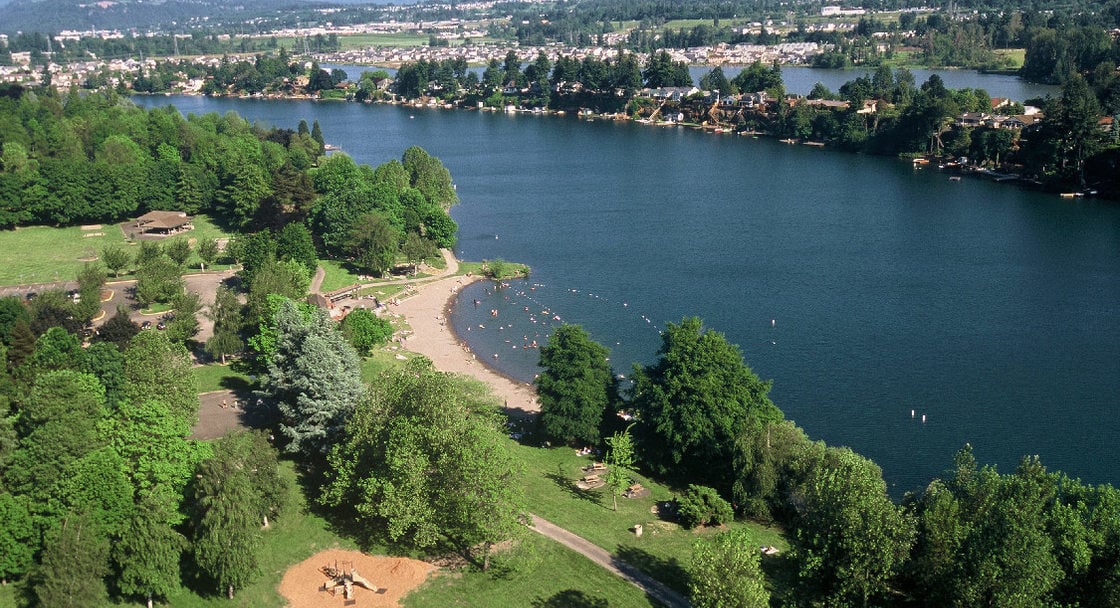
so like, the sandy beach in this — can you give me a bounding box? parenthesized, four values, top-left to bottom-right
(390, 251, 540, 418)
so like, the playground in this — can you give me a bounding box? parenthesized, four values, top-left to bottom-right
(278, 549, 434, 608)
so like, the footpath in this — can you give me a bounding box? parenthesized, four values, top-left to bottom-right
(528, 514, 692, 608)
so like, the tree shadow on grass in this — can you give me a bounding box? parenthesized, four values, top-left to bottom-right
(532, 589, 611, 607)
(759, 552, 799, 605)
(546, 463, 604, 508)
(613, 545, 690, 596)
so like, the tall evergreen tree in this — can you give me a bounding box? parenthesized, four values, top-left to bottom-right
(114, 492, 187, 608)
(33, 511, 111, 608)
(257, 299, 362, 459)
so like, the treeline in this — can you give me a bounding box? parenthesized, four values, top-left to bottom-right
(0, 86, 457, 275)
(0, 32, 337, 68)
(764, 68, 1116, 191)
(387, 48, 1117, 192)
(537, 320, 1120, 607)
(131, 55, 348, 97)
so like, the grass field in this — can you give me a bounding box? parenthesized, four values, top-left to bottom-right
(0, 215, 236, 287)
(512, 443, 788, 596)
(193, 363, 253, 393)
(404, 534, 660, 608)
(0, 224, 128, 286)
(994, 48, 1026, 69)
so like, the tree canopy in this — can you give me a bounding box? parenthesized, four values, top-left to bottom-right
(631, 317, 781, 492)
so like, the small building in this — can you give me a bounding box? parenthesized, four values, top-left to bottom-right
(133, 211, 193, 236)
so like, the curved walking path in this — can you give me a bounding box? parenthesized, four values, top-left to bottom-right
(529, 514, 691, 608)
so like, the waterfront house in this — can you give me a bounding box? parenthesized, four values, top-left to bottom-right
(958, 112, 986, 128)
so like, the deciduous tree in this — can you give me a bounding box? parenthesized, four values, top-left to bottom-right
(165, 238, 192, 268)
(604, 425, 635, 512)
(96, 306, 139, 351)
(348, 211, 399, 276)
(134, 255, 183, 307)
(339, 308, 393, 356)
(631, 317, 781, 492)
(164, 291, 201, 345)
(678, 484, 733, 529)
(537, 324, 617, 447)
(794, 447, 914, 607)
(124, 330, 197, 424)
(321, 359, 523, 563)
(0, 491, 35, 585)
(196, 237, 219, 271)
(100, 245, 131, 278)
(206, 285, 243, 364)
(690, 528, 770, 608)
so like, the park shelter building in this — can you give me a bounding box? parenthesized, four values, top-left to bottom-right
(133, 211, 193, 236)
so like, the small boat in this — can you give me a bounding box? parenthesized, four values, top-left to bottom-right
(948, 176, 961, 182)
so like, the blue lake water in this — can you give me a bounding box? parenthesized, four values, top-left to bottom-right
(136, 94, 1118, 495)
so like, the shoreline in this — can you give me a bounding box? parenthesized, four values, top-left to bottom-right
(390, 256, 540, 419)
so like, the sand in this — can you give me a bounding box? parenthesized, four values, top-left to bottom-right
(278, 549, 435, 608)
(390, 251, 541, 418)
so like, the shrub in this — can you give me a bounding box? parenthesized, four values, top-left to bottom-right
(340, 308, 394, 355)
(678, 485, 733, 529)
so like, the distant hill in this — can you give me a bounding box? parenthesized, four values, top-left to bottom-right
(0, 0, 412, 35)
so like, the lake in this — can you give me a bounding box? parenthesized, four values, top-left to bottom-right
(135, 94, 1119, 495)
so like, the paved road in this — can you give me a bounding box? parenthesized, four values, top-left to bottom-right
(528, 514, 691, 608)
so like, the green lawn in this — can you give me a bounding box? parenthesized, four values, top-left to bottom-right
(994, 48, 1026, 69)
(0, 224, 128, 286)
(0, 214, 236, 287)
(317, 258, 365, 292)
(193, 363, 253, 394)
(404, 534, 660, 608)
(512, 444, 788, 596)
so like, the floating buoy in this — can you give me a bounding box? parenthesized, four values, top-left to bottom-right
(922, 414, 927, 423)
(911, 409, 915, 418)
